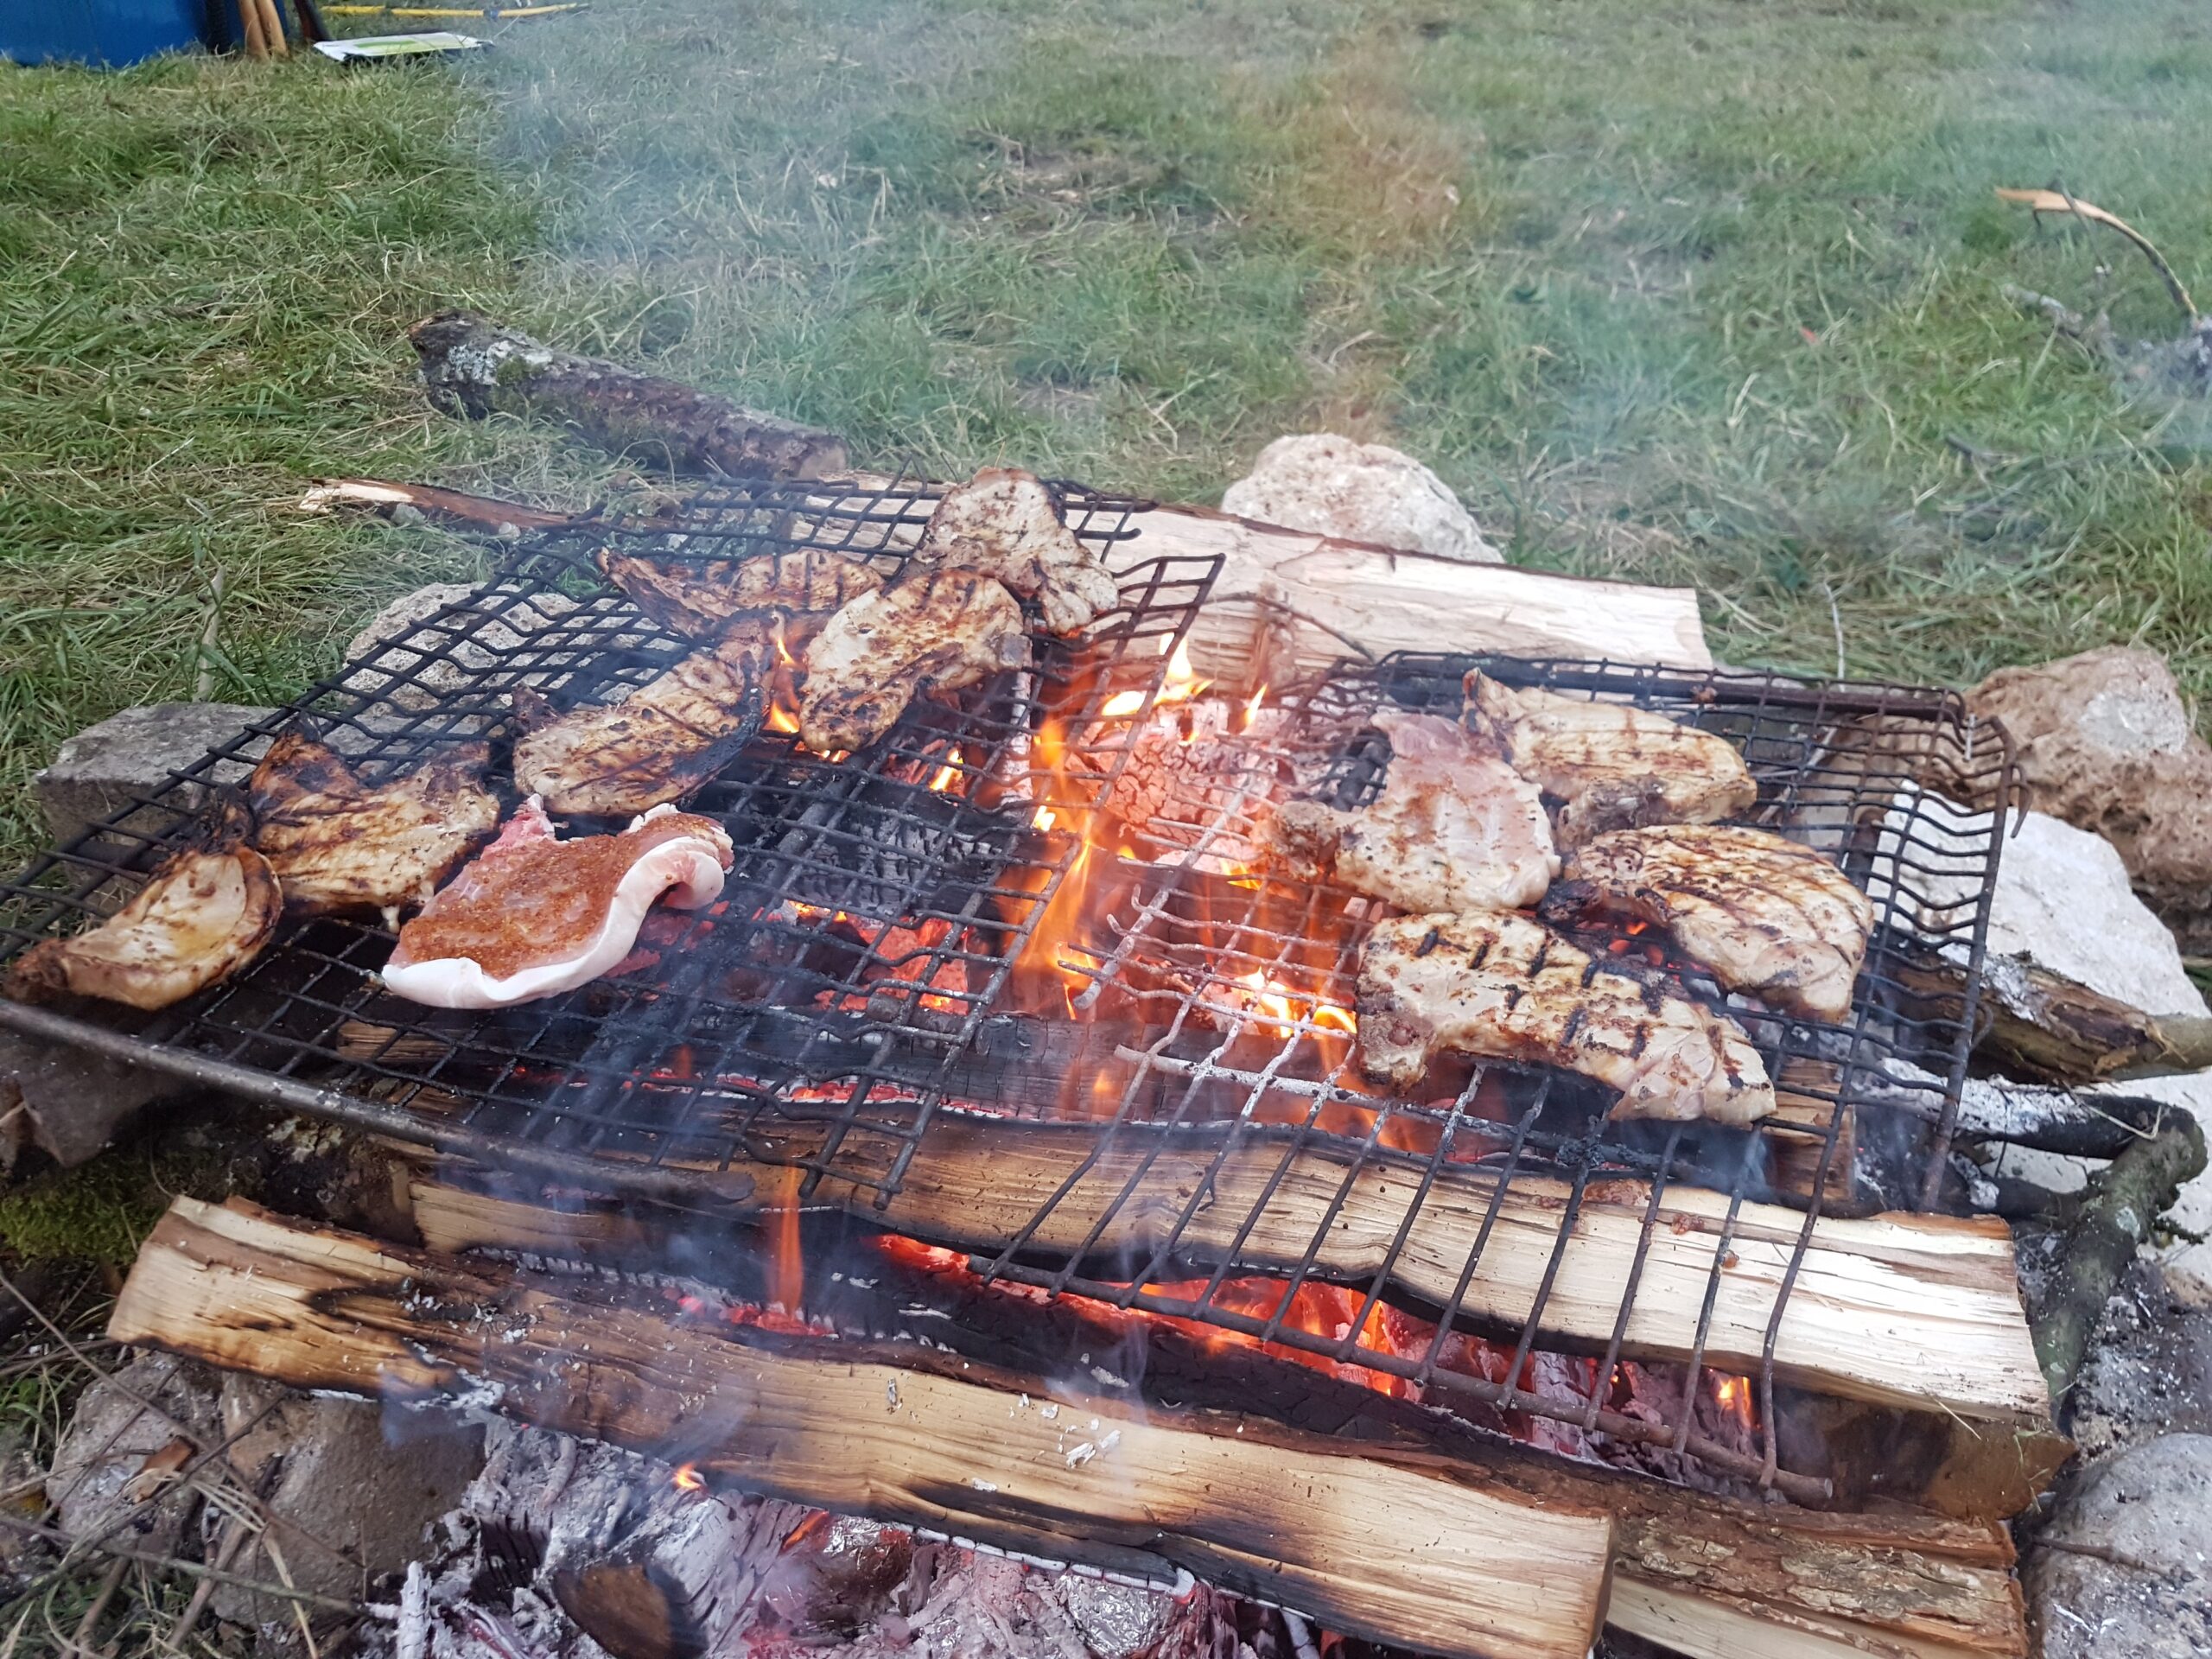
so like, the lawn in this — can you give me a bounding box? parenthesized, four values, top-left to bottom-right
(3, 0, 2210, 868)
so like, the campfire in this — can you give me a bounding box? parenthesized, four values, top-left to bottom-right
(0, 473, 2059, 1659)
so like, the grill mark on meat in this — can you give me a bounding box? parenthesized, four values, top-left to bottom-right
(1464, 670, 1757, 844)
(1562, 823, 1874, 1020)
(1356, 910, 1774, 1124)
(596, 548, 881, 643)
(248, 733, 500, 915)
(799, 567, 1028, 754)
(915, 467, 1119, 636)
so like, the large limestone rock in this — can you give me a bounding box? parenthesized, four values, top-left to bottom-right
(1221, 434, 1498, 563)
(34, 701, 276, 846)
(2027, 1433, 2212, 1659)
(1968, 646, 2212, 953)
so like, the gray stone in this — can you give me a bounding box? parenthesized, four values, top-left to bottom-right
(209, 1375, 484, 1642)
(1221, 433, 1498, 563)
(343, 583, 582, 714)
(2028, 1433, 2212, 1658)
(0, 1030, 191, 1171)
(46, 1351, 224, 1554)
(33, 702, 276, 847)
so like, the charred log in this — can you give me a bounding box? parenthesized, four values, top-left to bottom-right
(115, 1197, 1618, 1659)
(1891, 953, 2212, 1085)
(409, 313, 849, 481)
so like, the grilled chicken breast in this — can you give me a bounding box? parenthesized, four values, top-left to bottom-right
(7, 836, 282, 1011)
(1356, 910, 1775, 1123)
(383, 798, 734, 1009)
(1465, 671, 1757, 842)
(799, 568, 1028, 753)
(918, 467, 1119, 635)
(248, 733, 499, 916)
(1268, 710, 1558, 913)
(514, 623, 774, 816)
(1558, 823, 1874, 1020)
(596, 548, 881, 643)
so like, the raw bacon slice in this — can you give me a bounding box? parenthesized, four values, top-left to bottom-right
(6, 832, 281, 1011)
(382, 799, 734, 1009)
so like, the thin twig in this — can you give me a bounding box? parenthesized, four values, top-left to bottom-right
(0, 1514, 359, 1615)
(69, 1559, 129, 1656)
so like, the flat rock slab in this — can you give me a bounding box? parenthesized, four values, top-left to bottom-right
(0, 1029, 190, 1170)
(2028, 1433, 2212, 1659)
(34, 701, 276, 847)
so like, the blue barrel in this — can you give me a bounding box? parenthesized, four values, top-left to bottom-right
(3, 0, 218, 67)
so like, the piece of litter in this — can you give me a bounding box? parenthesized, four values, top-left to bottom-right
(315, 32, 487, 60)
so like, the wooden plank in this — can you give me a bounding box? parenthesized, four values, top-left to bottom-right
(119, 1193, 2028, 1659)
(665, 1112, 2048, 1428)
(114, 1197, 1612, 1659)
(1118, 503, 1713, 683)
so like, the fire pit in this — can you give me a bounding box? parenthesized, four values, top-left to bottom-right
(0, 474, 2052, 1659)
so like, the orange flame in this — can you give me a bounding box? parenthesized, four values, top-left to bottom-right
(671, 1462, 704, 1492)
(927, 748, 965, 794)
(1098, 637, 1207, 721)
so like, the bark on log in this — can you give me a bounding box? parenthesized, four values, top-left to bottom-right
(408, 313, 849, 480)
(115, 1197, 1614, 1659)
(2022, 1114, 2208, 1405)
(1891, 954, 2212, 1085)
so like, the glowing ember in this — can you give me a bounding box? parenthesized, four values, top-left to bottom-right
(671, 1462, 704, 1492)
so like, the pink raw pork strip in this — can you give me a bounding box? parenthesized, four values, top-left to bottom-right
(382, 798, 734, 1009)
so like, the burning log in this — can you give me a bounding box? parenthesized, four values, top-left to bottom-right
(1130, 505, 1713, 684)
(684, 1112, 2049, 1430)
(112, 1195, 2031, 1659)
(115, 1197, 1617, 1659)
(409, 313, 849, 480)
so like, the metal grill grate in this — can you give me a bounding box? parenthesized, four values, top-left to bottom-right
(0, 486, 2018, 1500)
(0, 476, 1211, 1199)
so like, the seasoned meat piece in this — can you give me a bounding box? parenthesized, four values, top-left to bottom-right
(6, 834, 281, 1011)
(1356, 911, 1775, 1123)
(514, 621, 774, 815)
(249, 733, 499, 916)
(1558, 823, 1873, 1020)
(799, 568, 1027, 753)
(383, 798, 733, 1009)
(1266, 710, 1557, 913)
(1464, 671, 1757, 842)
(918, 467, 1119, 635)
(595, 547, 881, 643)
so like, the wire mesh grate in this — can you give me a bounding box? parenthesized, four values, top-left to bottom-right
(0, 489, 2018, 1499)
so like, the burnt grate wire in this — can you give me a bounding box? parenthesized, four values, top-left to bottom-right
(0, 488, 2019, 1499)
(973, 651, 2018, 1497)
(0, 475, 1213, 1199)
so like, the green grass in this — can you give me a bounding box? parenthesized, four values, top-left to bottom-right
(3, 0, 2211, 868)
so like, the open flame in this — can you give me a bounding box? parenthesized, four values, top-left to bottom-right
(927, 747, 966, 794)
(671, 1462, 704, 1491)
(1097, 637, 1206, 721)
